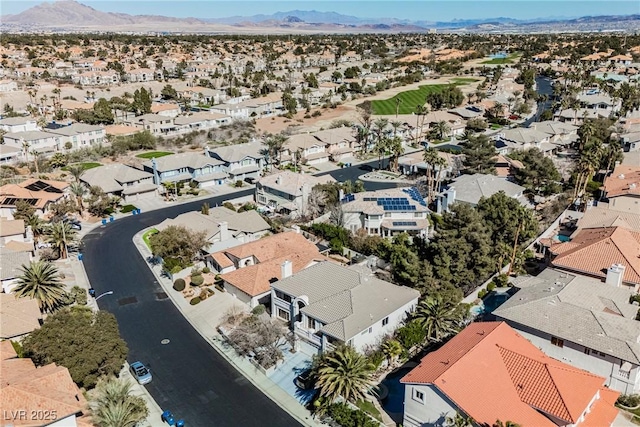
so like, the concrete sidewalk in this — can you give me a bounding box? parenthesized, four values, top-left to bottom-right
(132, 228, 323, 427)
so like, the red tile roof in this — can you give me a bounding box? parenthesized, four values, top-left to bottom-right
(603, 165, 640, 198)
(550, 226, 640, 285)
(401, 322, 618, 426)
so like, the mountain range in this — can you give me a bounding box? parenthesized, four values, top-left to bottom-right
(2, 1, 639, 33)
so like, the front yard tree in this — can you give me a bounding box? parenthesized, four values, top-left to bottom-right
(12, 199, 36, 220)
(508, 148, 561, 196)
(413, 295, 465, 343)
(89, 377, 149, 427)
(462, 134, 496, 175)
(14, 260, 67, 313)
(161, 84, 178, 100)
(46, 221, 77, 259)
(313, 345, 374, 404)
(23, 306, 128, 389)
(149, 225, 207, 271)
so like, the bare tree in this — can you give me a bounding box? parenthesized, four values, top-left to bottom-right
(228, 315, 293, 369)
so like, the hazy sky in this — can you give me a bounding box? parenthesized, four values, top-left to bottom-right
(3, 0, 639, 21)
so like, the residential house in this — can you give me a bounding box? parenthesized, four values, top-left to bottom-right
(128, 113, 176, 136)
(1, 342, 91, 427)
(282, 133, 331, 165)
(575, 205, 640, 232)
(272, 262, 419, 353)
(398, 150, 461, 180)
(0, 293, 42, 339)
(494, 268, 640, 394)
(493, 127, 553, 155)
(621, 131, 640, 152)
(0, 248, 31, 293)
(142, 151, 227, 188)
(0, 144, 22, 164)
(532, 120, 579, 151)
(80, 163, 156, 202)
(437, 173, 527, 213)
(3, 130, 61, 155)
(341, 188, 430, 238)
(578, 91, 622, 113)
(0, 80, 18, 92)
(401, 321, 620, 427)
(48, 123, 106, 150)
(206, 142, 266, 183)
(151, 103, 181, 118)
(0, 218, 34, 254)
(211, 231, 325, 308)
(255, 171, 336, 217)
(179, 86, 225, 107)
(0, 179, 69, 219)
(556, 108, 611, 125)
(600, 165, 640, 213)
(313, 127, 358, 163)
(174, 112, 229, 134)
(0, 117, 38, 133)
(72, 70, 120, 86)
(157, 206, 270, 250)
(126, 68, 155, 83)
(542, 225, 640, 289)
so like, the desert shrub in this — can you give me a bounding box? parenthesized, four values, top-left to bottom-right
(215, 283, 225, 292)
(312, 110, 322, 117)
(202, 267, 211, 274)
(618, 394, 640, 408)
(234, 180, 243, 187)
(173, 278, 186, 291)
(190, 297, 201, 305)
(71, 286, 87, 305)
(190, 274, 204, 286)
(251, 305, 266, 315)
(478, 289, 488, 299)
(493, 273, 509, 288)
(486, 283, 496, 292)
(223, 202, 236, 212)
(325, 402, 378, 427)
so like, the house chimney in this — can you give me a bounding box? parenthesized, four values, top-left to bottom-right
(276, 175, 282, 185)
(219, 221, 229, 241)
(605, 263, 626, 287)
(338, 188, 345, 201)
(281, 260, 293, 279)
(204, 145, 210, 157)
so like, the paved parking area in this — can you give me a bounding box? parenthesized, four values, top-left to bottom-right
(268, 340, 319, 406)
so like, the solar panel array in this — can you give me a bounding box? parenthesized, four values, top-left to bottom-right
(340, 194, 356, 203)
(392, 221, 418, 227)
(402, 187, 427, 207)
(376, 197, 417, 211)
(363, 197, 377, 202)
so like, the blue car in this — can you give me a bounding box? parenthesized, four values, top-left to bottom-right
(161, 411, 184, 427)
(129, 361, 152, 385)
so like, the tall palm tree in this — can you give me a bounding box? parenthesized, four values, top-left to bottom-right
(433, 121, 451, 141)
(414, 104, 428, 144)
(89, 377, 149, 427)
(66, 164, 85, 183)
(24, 214, 45, 242)
(46, 221, 76, 259)
(388, 136, 404, 172)
(423, 147, 446, 202)
(14, 261, 67, 313)
(578, 120, 596, 152)
(69, 182, 86, 213)
(394, 97, 403, 118)
(314, 345, 374, 404)
(390, 120, 403, 138)
(413, 295, 463, 343)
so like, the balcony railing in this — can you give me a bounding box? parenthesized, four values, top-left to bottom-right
(618, 370, 631, 380)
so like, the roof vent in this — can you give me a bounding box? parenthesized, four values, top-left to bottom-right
(630, 183, 637, 189)
(618, 174, 625, 179)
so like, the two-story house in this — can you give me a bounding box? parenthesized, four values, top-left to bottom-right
(0, 179, 69, 219)
(401, 321, 620, 427)
(3, 130, 61, 155)
(312, 127, 357, 163)
(255, 171, 336, 217)
(128, 114, 176, 136)
(174, 112, 225, 135)
(271, 262, 420, 353)
(48, 123, 106, 150)
(282, 133, 331, 165)
(493, 127, 553, 155)
(600, 165, 640, 213)
(210, 231, 325, 308)
(437, 174, 528, 214)
(494, 268, 640, 394)
(341, 187, 430, 238)
(0, 117, 38, 134)
(206, 142, 266, 183)
(142, 152, 227, 188)
(80, 163, 156, 202)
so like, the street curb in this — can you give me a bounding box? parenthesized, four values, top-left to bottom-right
(131, 228, 321, 427)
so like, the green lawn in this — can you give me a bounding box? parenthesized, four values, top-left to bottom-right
(450, 77, 479, 84)
(142, 228, 158, 250)
(355, 399, 382, 422)
(480, 53, 520, 65)
(62, 162, 101, 171)
(371, 83, 469, 115)
(136, 151, 173, 159)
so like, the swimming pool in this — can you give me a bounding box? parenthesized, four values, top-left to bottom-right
(483, 292, 511, 314)
(556, 234, 571, 242)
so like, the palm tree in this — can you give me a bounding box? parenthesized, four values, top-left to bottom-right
(423, 147, 446, 202)
(390, 120, 402, 138)
(414, 104, 428, 144)
(66, 164, 85, 183)
(413, 295, 463, 343)
(394, 97, 403, 118)
(264, 133, 288, 168)
(381, 339, 403, 366)
(14, 261, 67, 313)
(507, 205, 527, 276)
(69, 182, 86, 213)
(88, 377, 149, 427)
(388, 136, 404, 172)
(433, 121, 451, 141)
(46, 221, 76, 259)
(314, 345, 374, 404)
(24, 214, 45, 242)
(578, 120, 596, 152)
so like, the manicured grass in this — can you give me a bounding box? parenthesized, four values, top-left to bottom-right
(371, 82, 469, 115)
(62, 162, 102, 171)
(142, 228, 158, 250)
(480, 53, 519, 64)
(136, 151, 173, 159)
(355, 399, 382, 422)
(450, 77, 479, 84)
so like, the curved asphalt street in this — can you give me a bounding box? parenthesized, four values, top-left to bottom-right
(81, 161, 397, 426)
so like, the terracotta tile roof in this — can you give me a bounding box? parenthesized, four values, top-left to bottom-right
(0, 293, 42, 339)
(211, 251, 234, 268)
(3, 240, 35, 253)
(222, 231, 317, 262)
(401, 322, 616, 427)
(0, 340, 17, 360)
(0, 179, 68, 210)
(603, 165, 640, 198)
(582, 388, 621, 427)
(221, 250, 327, 297)
(1, 358, 88, 426)
(550, 226, 640, 285)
